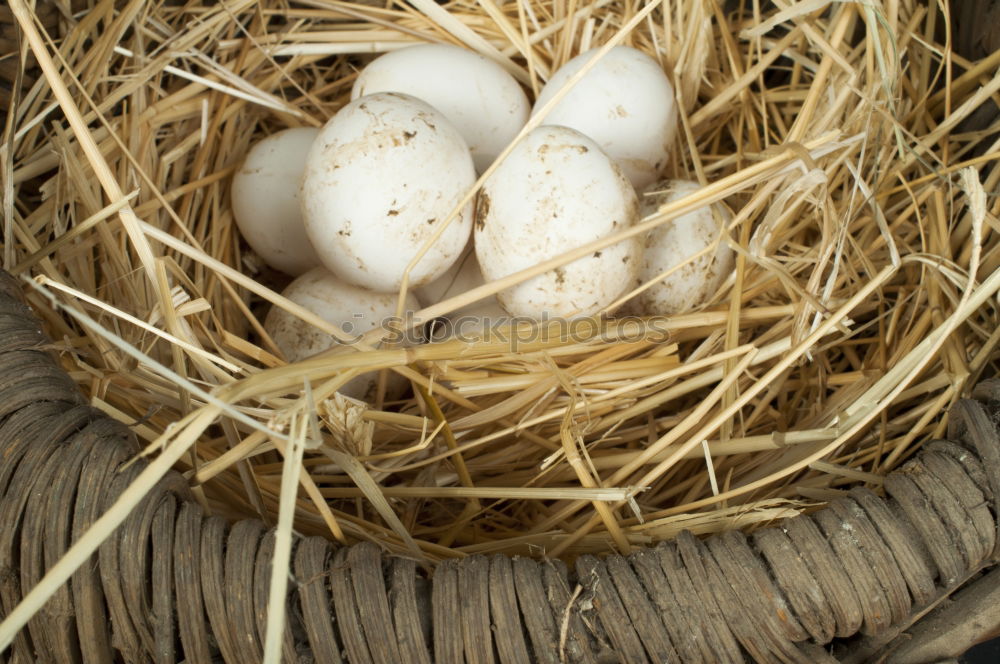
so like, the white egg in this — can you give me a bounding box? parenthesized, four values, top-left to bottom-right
(415, 244, 509, 339)
(636, 179, 734, 315)
(475, 125, 641, 319)
(301, 92, 475, 293)
(352, 44, 530, 173)
(416, 244, 503, 317)
(264, 267, 421, 401)
(532, 46, 677, 190)
(231, 128, 322, 276)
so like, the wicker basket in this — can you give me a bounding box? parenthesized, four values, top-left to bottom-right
(0, 0, 1000, 664)
(0, 270, 998, 661)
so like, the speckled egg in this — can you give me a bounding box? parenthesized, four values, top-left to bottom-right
(301, 92, 476, 292)
(474, 125, 641, 319)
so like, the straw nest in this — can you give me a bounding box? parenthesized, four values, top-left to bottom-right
(3, 0, 999, 562)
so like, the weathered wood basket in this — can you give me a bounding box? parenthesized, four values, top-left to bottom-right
(2, 0, 1000, 662)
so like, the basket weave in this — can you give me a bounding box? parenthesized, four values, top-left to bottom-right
(0, 268, 998, 662)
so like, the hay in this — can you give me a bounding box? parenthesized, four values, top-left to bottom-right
(3, 0, 999, 564)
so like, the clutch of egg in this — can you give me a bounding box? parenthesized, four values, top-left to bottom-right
(230, 44, 738, 399)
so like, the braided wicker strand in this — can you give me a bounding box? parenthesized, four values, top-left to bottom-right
(0, 274, 997, 663)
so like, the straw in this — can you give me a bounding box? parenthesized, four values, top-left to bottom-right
(1, 0, 997, 637)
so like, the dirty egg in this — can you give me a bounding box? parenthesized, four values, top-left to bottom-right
(230, 127, 322, 276)
(474, 125, 640, 319)
(532, 46, 677, 190)
(636, 179, 735, 315)
(301, 92, 475, 292)
(264, 266, 421, 401)
(352, 44, 529, 173)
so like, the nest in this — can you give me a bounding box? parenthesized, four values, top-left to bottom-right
(3, 0, 1000, 567)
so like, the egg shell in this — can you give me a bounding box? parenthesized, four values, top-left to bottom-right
(636, 179, 734, 315)
(230, 127, 322, 276)
(532, 46, 677, 190)
(301, 92, 475, 292)
(416, 244, 509, 339)
(352, 44, 530, 173)
(474, 125, 641, 319)
(415, 243, 506, 318)
(264, 267, 421, 401)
